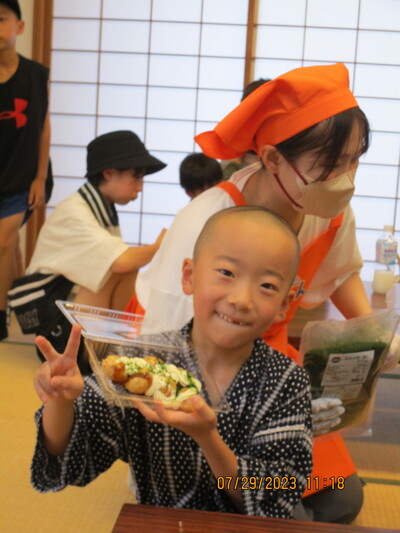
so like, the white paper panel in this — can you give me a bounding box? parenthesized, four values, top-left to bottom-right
(142, 183, 187, 215)
(98, 85, 147, 117)
(306, 0, 359, 28)
(100, 53, 148, 85)
(196, 89, 242, 122)
(202, 0, 248, 24)
(96, 118, 145, 140)
(256, 26, 304, 60)
(118, 212, 140, 244)
(253, 58, 302, 80)
(51, 115, 96, 146)
(200, 25, 247, 57)
(357, 31, 400, 65)
(357, 98, 400, 133)
(152, 0, 202, 21)
(140, 214, 176, 244)
(101, 21, 150, 53)
(147, 88, 197, 120)
(48, 177, 84, 208)
(52, 20, 100, 51)
(150, 23, 200, 55)
(149, 55, 198, 87)
(362, 132, 400, 166)
(257, 0, 306, 26)
(352, 196, 396, 230)
(50, 83, 98, 115)
(199, 57, 245, 90)
(354, 64, 400, 99)
(304, 28, 357, 62)
(50, 146, 86, 177)
(53, 0, 101, 18)
(359, 0, 400, 31)
(355, 164, 398, 198)
(51, 51, 99, 83)
(103, 0, 151, 20)
(146, 120, 195, 152)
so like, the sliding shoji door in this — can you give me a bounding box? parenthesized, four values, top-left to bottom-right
(253, 0, 400, 281)
(50, 0, 249, 246)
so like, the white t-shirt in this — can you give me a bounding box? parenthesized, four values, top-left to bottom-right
(27, 184, 129, 293)
(137, 163, 363, 332)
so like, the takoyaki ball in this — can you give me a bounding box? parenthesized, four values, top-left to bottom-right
(102, 355, 127, 383)
(144, 355, 162, 366)
(124, 369, 152, 394)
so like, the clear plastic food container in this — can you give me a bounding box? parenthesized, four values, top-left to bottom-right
(57, 301, 230, 413)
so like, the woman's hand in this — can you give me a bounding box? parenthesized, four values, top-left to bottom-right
(34, 324, 84, 404)
(133, 395, 217, 444)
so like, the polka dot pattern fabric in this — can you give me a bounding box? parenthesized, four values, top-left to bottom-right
(31, 323, 312, 518)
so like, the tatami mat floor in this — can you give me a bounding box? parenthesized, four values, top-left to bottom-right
(1, 314, 399, 532)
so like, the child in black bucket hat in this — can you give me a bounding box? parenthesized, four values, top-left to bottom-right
(10, 131, 166, 368)
(26, 130, 167, 311)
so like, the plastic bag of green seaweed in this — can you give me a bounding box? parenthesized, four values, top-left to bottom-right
(299, 310, 400, 436)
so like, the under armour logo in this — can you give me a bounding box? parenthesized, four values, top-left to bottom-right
(0, 98, 28, 128)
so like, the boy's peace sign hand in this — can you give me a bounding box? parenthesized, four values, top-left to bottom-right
(34, 324, 84, 404)
(133, 395, 217, 445)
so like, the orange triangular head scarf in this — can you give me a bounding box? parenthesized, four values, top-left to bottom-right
(195, 63, 359, 159)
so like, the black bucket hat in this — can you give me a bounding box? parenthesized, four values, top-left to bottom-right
(85, 131, 166, 177)
(1, 0, 21, 18)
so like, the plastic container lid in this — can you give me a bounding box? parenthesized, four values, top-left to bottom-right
(56, 300, 230, 413)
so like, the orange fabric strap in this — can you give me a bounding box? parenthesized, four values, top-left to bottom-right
(216, 181, 247, 206)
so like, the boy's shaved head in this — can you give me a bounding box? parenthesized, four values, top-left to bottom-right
(193, 206, 300, 287)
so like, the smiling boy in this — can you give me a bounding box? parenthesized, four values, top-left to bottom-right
(32, 206, 312, 519)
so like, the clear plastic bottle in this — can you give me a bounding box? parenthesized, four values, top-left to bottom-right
(376, 225, 398, 268)
(373, 225, 398, 294)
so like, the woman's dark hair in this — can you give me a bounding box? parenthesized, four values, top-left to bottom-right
(241, 78, 271, 101)
(275, 107, 370, 181)
(179, 153, 223, 194)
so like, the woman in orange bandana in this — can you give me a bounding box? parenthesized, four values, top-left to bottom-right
(129, 63, 373, 523)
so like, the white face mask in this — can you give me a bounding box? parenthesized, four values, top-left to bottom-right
(274, 164, 356, 218)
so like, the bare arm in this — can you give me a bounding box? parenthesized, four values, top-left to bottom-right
(330, 272, 372, 318)
(29, 111, 51, 209)
(111, 228, 167, 274)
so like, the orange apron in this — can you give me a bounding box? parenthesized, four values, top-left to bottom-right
(216, 182, 356, 497)
(125, 180, 356, 496)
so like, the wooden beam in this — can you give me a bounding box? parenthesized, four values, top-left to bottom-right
(25, 0, 53, 267)
(244, 0, 258, 87)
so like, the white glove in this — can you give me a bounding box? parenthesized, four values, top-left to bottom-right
(382, 333, 400, 373)
(312, 397, 345, 437)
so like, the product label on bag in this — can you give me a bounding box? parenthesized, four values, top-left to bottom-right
(320, 350, 374, 400)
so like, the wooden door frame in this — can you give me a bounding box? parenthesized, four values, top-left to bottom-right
(25, 0, 53, 267)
